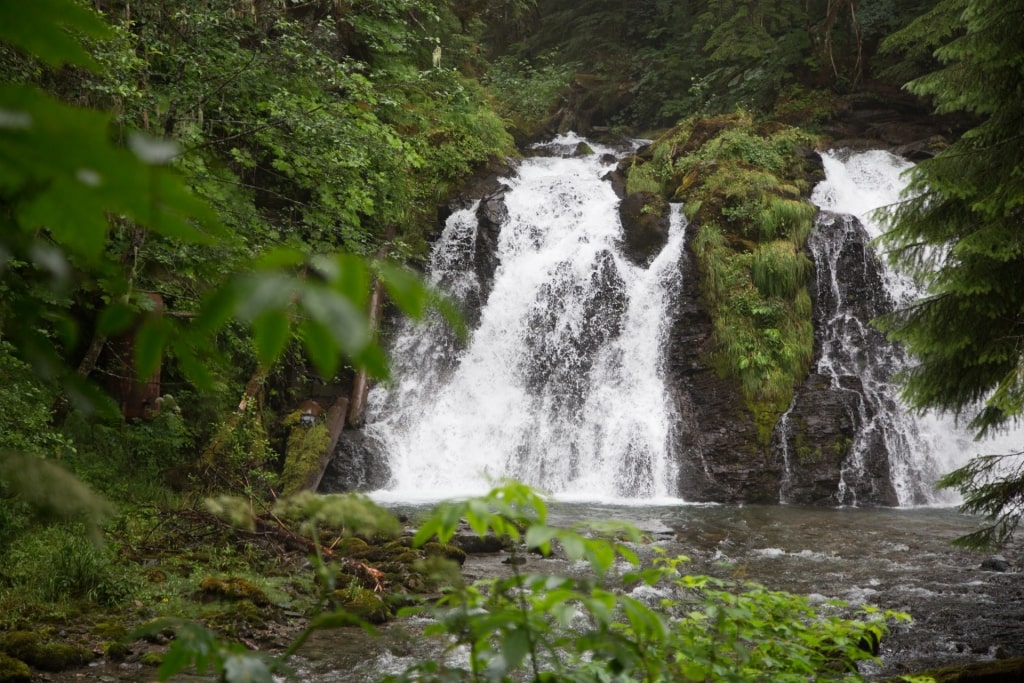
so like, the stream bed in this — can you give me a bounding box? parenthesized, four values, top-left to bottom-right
(288, 502, 1024, 681)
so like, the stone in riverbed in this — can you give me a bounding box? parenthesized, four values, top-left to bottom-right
(980, 555, 1010, 572)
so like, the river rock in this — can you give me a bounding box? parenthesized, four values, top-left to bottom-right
(980, 555, 1010, 572)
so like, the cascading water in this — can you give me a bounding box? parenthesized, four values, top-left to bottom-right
(806, 149, 1022, 505)
(366, 135, 685, 501)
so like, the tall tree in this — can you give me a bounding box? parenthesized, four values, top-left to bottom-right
(878, 0, 1024, 546)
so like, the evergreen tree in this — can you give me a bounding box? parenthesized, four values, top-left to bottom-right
(879, 0, 1024, 546)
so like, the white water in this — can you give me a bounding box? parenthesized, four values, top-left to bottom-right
(811, 149, 1023, 502)
(367, 134, 685, 502)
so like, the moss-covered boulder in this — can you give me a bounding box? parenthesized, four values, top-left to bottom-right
(0, 653, 30, 683)
(197, 576, 271, 606)
(422, 542, 467, 565)
(618, 190, 671, 265)
(279, 408, 332, 496)
(624, 111, 823, 503)
(0, 631, 93, 673)
(332, 586, 393, 624)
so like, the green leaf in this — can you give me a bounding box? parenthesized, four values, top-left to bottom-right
(300, 286, 371, 355)
(560, 533, 585, 561)
(254, 246, 307, 270)
(128, 132, 180, 165)
(252, 310, 291, 369)
(412, 516, 442, 548)
(0, 0, 112, 70)
(524, 524, 558, 555)
(376, 261, 430, 319)
(500, 627, 532, 671)
(234, 273, 295, 321)
(97, 300, 137, 336)
(299, 318, 341, 379)
(195, 283, 238, 336)
(333, 253, 372, 307)
(352, 342, 389, 379)
(172, 341, 215, 390)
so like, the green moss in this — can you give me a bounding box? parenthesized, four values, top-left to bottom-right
(105, 641, 131, 662)
(207, 601, 266, 635)
(332, 586, 393, 624)
(279, 414, 331, 496)
(0, 632, 39, 663)
(0, 633, 93, 673)
(626, 163, 663, 195)
(198, 576, 271, 606)
(32, 642, 93, 672)
(422, 542, 467, 566)
(140, 651, 163, 667)
(637, 113, 820, 445)
(0, 653, 30, 683)
(93, 621, 129, 640)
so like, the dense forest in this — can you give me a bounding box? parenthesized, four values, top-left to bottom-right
(1, 0, 1023, 681)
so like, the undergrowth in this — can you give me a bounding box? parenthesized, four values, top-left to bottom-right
(629, 111, 820, 444)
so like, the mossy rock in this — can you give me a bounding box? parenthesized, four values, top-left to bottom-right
(0, 632, 39, 662)
(93, 621, 129, 640)
(0, 633, 93, 673)
(206, 600, 267, 635)
(340, 537, 370, 555)
(105, 641, 131, 662)
(279, 416, 330, 495)
(332, 587, 393, 624)
(422, 542, 467, 565)
(0, 653, 30, 683)
(198, 576, 271, 606)
(140, 651, 163, 667)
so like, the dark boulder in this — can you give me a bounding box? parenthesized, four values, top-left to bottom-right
(980, 556, 1011, 572)
(618, 191, 671, 266)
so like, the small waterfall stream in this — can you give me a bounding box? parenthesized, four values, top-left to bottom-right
(366, 135, 684, 500)
(807, 149, 1022, 504)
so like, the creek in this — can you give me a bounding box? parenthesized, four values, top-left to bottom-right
(287, 501, 1023, 681)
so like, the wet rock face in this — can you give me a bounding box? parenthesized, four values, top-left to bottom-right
(618, 191, 671, 266)
(437, 160, 518, 330)
(777, 212, 904, 506)
(318, 431, 390, 493)
(667, 228, 783, 503)
(471, 190, 507, 318)
(777, 374, 864, 505)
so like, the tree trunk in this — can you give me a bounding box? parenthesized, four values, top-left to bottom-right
(347, 279, 384, 428)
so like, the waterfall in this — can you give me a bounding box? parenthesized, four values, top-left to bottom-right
(807, 149, 1024, 505)
(366, 134, 685, 501)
